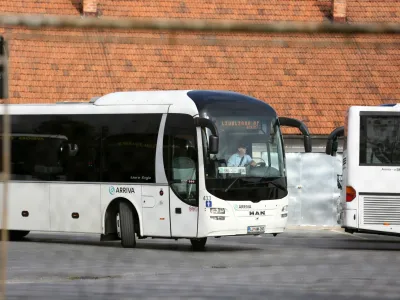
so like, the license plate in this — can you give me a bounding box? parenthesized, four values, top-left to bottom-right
(247, 225, 265, 234)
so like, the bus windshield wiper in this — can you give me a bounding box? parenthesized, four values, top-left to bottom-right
(224, 177, 242, 193)
(224, 177, 256, 193)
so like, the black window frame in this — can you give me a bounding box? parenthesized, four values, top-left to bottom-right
(359, 111, 400, 167)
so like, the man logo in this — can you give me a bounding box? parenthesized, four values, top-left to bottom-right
(249, 211, 266, 216)
(109, 186, 116, 195)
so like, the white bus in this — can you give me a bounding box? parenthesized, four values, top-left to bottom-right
(326, 103, 400, 237)
(0, 90, 311, 249)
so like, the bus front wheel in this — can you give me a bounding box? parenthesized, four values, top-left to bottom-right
(190, 238, 207, 251)
(118, 202, 137, 248)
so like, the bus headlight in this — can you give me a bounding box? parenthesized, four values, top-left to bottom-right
(210, 208, 225, 214)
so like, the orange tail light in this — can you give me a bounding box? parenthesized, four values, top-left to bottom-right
(346, 186, 356, 202)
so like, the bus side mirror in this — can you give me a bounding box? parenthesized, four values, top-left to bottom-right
(304, 135, 312, 153)
(194, 117, 220, 155)
(326, 139, 338, 156)
(278, 117, 312, 153)
(209, 135, 219, 154)
(325, 126, 344, 156)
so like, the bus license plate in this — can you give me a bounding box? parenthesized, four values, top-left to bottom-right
(247, 225, 265, 234)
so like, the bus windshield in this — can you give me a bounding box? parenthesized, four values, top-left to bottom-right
(198, 109, 287, 201)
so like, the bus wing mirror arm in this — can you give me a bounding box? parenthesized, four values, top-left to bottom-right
(194, 117, 219, 154)
(278, 117, 312, 153)
(325, 126, 344, 156)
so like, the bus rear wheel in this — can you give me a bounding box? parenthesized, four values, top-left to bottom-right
(118, 202, 136, 248)
(190, 237, 207, 251)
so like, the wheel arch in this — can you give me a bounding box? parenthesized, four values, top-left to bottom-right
(102, 197, 142, 237)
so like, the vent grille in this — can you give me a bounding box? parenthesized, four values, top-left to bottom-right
(363, 196, 400, 225)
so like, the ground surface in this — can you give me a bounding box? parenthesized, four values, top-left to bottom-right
(4, 228, 400, 299)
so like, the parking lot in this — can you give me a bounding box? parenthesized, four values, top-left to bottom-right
(4, 228, 400, 299)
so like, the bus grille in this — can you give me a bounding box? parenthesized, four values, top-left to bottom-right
(363, 196, 400, 225)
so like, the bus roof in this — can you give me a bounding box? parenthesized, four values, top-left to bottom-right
(349, 103, 400, 113)
(0, 90, 274, 116)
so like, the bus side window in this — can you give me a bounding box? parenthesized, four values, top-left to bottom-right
(163, 114, 198, 206)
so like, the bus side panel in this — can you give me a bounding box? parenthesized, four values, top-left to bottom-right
(49, 183, 101, 233)
(0, 182, 51, 231)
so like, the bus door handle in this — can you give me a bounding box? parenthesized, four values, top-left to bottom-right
(175, 208, 181, 214)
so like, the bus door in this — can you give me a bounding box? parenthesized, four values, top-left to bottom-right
(163, 114, 199, 238)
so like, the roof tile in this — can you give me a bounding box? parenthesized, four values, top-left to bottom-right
(347, 0, 400, 23)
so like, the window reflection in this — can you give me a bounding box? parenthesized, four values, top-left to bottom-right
(0, 114, 162, 183)
(163, 114, 198, 206)
(360, 115, 400, 165)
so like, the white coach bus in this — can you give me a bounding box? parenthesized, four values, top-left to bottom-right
(326, 103, 400, 237)
(0, 90, 311, 249)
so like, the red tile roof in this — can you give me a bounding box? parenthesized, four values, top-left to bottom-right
(347, 0, 400, 23)
(1, 0, 331, 21)
(1, 1, 400, 135)
(100, 0, 331, 21)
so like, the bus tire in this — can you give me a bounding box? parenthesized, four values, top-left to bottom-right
(119, 201, 136, 248)
(190, 237, 207, 251)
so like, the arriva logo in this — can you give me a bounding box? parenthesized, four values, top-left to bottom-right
(109, 186, 116, 195)
(234, 204, 251, 210)
(108, 186, 135, 195)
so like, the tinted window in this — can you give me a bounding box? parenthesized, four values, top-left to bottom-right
(360, 115, 400, 165)
(163, 114, 198, 206)
(0, 114, 101, 181)
(0, 114, 162, 183)
(102, 114, 161, 183)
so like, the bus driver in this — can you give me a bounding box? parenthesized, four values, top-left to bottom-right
(227, 144, 256, 167)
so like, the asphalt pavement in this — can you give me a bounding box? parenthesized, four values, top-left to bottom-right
(3, 228, 400, 299)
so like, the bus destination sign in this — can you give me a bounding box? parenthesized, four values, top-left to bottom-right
(219, 119, 261, 130)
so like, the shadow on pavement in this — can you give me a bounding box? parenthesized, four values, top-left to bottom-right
(15, 235, 263, 252)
